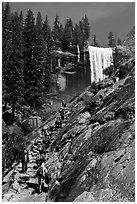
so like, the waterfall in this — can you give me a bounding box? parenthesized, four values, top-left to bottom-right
(77, 45, 80, 62)
(88, 46, 113, 83)
(58, 58, 61, 67)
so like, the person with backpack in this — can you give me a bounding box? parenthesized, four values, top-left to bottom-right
(37, 162, 48, 193)
(21, 149, 29, 173)
(59, 108, 65, 121)
(55, 117, 62, 129)
(62, 100, 66, 108)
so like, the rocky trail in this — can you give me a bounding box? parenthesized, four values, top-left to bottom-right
(2, 57, 135, 202)
(2, 130, 57, 201)
(2, 103, 73, 202)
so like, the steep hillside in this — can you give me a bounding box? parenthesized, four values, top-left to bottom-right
(45, 56, 135, 202)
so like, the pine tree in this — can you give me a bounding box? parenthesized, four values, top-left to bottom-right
(79, 15, 90, 47)
(79, 20, 84, 48)
(3, 11, 24, 114)
(2, 3, 5, 34)
(34, 11, 51, 101)
(58, 23, 64, 43)
(93, 34, 99, 47)
(2, 2, 12, 107)
(42, 15, 53, 75)
(36, 11, 43, 35)
(79, 15, 90, 62)
(23, 9, 36, 106)
(72, 23, 81, 46)
(19, 11, 23, 27)
(117, 37, 122, 45)
(83, 14, 90, 41)
(43, 15, 51, 50)
(2, 2, 12, 64)
(62, 18, 73, 47)
(108, 32, 116, 47)
(52, 14, 61, 41)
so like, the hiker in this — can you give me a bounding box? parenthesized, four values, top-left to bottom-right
(44, 125, 51, 140)
(37, 162, 48, 193)
(62, 100, 66, 108)
(42, 137, 50, 149)
(42, 126, 46, 135)
(41, 127, 45, 135)
(49, 124, 55, 132)
(59, 108, 65, 121)
(21, 149, 29, 173)
(48, 126, 52, 140)
(36, 153, 46, 168)
(38, 145, 43, 155)
(55, 117, 62, 129)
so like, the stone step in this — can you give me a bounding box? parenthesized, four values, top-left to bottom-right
(26, 178, 38, 185)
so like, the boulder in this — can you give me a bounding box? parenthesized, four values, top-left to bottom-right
(26, 178, 38, 188)
(2, 192, 14, 201)
(78, 112, 91, 125)
(11, 181, 21, 193)
(19, 173, 30, 181)
(73, 191, 96, 202)
(87, 158, 97, 168)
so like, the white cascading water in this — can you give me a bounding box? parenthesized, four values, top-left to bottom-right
(58, 58, 61, 67)
(88, 46, 113, 83)
(77, 45, 80, 62)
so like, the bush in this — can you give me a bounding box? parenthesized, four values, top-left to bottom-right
(2, 112, 15, 126)
(21, 120, 33, 136)
(2, 126, 26, 175)
(84, 97, 98, 113)
(118, 65, 127, 79)
(103, 65, 114, 77)
(89, 82, 98, 95)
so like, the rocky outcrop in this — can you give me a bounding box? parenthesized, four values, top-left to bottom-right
(45, 56, 135, 202)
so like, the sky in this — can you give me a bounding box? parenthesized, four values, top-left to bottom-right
(8, 1, 135, 46)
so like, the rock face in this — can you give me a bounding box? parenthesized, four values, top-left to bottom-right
(45, 57, 135, 202)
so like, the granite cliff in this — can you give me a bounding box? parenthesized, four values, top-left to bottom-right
(45, 55, 135, 202)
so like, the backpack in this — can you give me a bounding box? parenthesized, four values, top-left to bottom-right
(45, 172, 51, 184)
(37, 166, 44, 177)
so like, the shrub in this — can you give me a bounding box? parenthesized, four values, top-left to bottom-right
(89, 82, 98, 95)
(2, 126, 26, 175)
(103, 65, 114, 77)
(118, 65, 127, 79)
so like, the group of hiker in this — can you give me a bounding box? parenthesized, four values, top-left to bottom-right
(36, 100, 68, 193)
(41, 99, 67, 142)
(20, 100, 67, 194)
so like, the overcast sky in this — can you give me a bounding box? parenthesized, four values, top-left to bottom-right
(9, 2, 135, 46)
